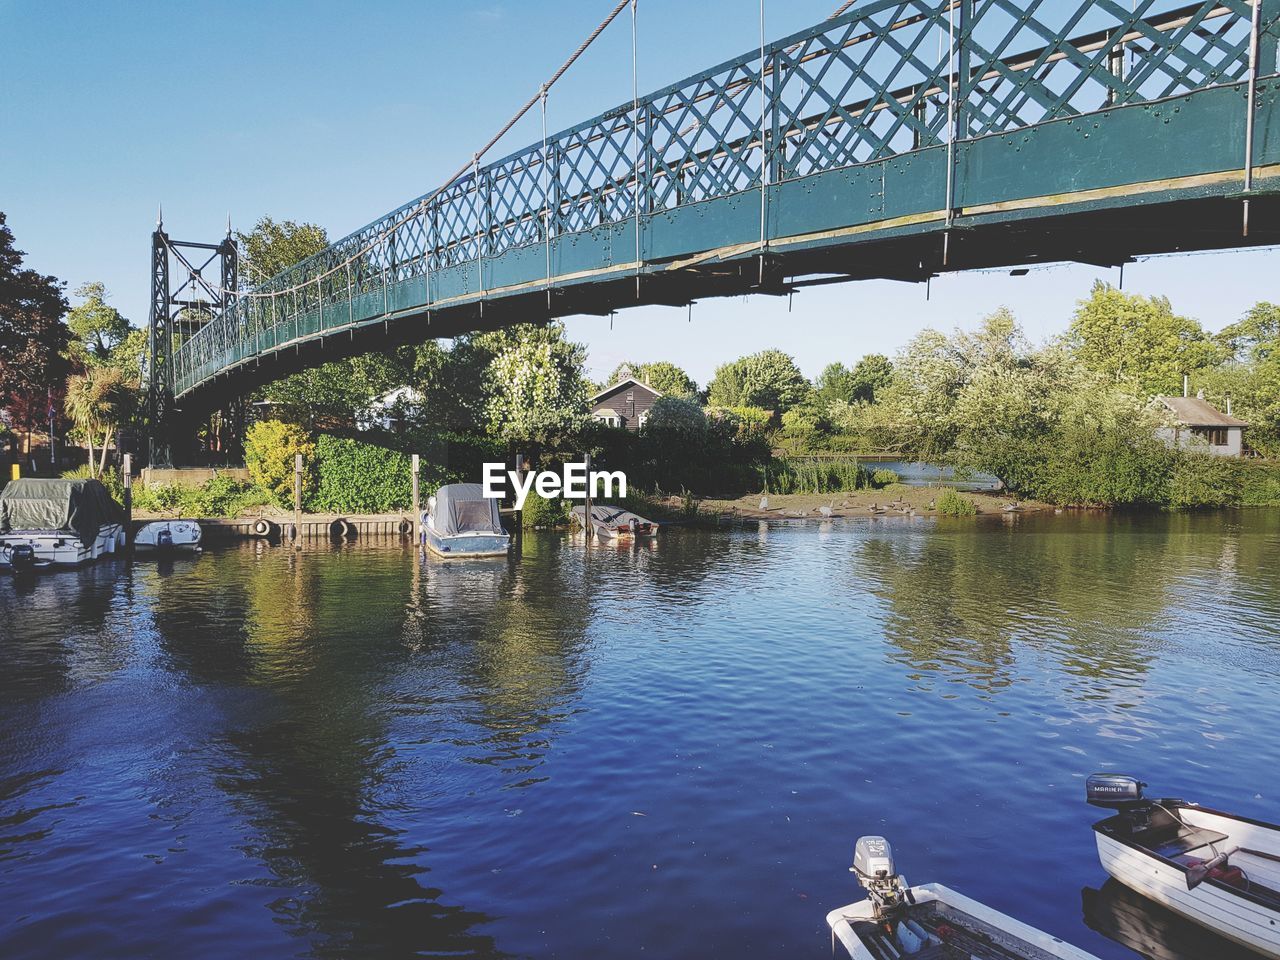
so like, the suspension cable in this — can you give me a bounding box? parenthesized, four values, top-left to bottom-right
(186, 0, 634, 308)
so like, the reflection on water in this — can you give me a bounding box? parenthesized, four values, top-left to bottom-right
(1083, 880, 1265, 960)
(1, 511, 1279, 958)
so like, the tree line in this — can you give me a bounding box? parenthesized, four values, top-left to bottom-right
(4, 207, 1279, 510)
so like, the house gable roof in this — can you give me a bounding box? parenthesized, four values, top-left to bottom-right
(1155, 395, 1248, 427)
(589, 377, 663, 404)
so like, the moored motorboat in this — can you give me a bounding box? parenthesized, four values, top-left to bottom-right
(570, 504, 658, 540)
(0, 478, 125, 571)
(134, 519, 202, 554)
(1086, 773, 1280, 958)
(421, 483, 511, 557)
(827, 836, 1100, 959)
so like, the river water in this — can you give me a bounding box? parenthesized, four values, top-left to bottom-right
(2, 511, 1280, 959)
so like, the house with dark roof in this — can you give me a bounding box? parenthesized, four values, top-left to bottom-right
(1153, 392, 1249, 457)
(589, 371, 662, 432)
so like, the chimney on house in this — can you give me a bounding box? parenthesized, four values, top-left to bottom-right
(1227, 395, 1233, 416)
(1183, 374, 1190, 397)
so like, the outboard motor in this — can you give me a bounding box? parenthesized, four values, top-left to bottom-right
(157, 528, 174, 551)
(851, 836, 913, 918)
(1086, 773, 1147, 810)
(5, 543, 37, 572)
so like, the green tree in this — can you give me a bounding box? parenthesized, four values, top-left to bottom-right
(238, 217, 414, 426)
(0, 212, 69, 425)
(848, 354, 894, 403)
(1068, 282, 1222, 395)
(484, 323, 589, 448)
(237, 217, 329, 283)
(606, 360, 698, 398)
(66, 282, 131, 367)
(1217, 301, 1280, 362)
(244, 419, 315, 507)
(64, 366, 138, 477)
(816, 355, 894, 405)
(877, 328, 966, 460)
(706, 349, 809, 413)
(815, 362, 856, 404)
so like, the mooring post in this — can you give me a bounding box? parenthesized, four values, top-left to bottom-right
(122, 453, 133, 545)
(411, 453, 420, 543)
(514, 453, 525, 548)
(293, 453, 303, 547)
(583, 451, 592, 546)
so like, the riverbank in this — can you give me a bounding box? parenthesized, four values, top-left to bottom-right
(680, 485, 1052, 522)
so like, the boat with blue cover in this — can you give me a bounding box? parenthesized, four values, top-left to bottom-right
(421, 483, 510, 557)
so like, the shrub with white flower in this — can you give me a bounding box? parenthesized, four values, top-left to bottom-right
(485, 330, 588, 445)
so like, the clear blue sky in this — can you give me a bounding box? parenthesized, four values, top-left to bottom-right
(2, 0, 1274, 388)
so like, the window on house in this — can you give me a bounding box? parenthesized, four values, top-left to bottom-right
(1193, 427, 1228, 446)
(638, 410, 649, 428)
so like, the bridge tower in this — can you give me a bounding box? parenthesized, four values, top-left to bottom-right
(147, 211, 239, 466)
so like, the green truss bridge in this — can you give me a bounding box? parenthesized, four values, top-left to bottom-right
(152, 0, 1280, 452)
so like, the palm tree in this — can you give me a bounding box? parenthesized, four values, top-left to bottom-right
(64, 367, 137, 477)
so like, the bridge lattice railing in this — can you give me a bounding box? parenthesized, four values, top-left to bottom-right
(173, 0, 1257, 395)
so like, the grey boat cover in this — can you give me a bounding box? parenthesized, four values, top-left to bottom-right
(432, 483, 503, 536)
(0, 478, 124, 546)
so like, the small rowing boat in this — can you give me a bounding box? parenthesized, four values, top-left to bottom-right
(570, 504, 658, 540)
(1087, 773, 1280, 958)
(134, 519, 202, 554)
(826, 836, 1100, 959)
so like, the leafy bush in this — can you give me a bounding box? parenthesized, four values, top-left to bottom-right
(244, 419, 316, 507)
(766, 458, 868, 494)
(197, 475, 273, 516)
(61, 464, 125, 503)
(310, 434, 413, 513)
(520, 490, 568, 528)
(871, 468, 899, 488)
(132, 475, 274, 518)
(936, 489, 978, 516)
(1239, 460, 1280, 505)
(1167, 452, 1243, 509)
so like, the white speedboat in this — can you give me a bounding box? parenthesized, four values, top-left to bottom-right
(827, 837, 1100, 959)
(0, 478, 126, 571)
(421, 483, 510, 558)
(134, 519, 202, 554)
(1087, 773, 1280, 958)
(570, 504, 659, 540)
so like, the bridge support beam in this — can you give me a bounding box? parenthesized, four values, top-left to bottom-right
(147, 215, 239, 466)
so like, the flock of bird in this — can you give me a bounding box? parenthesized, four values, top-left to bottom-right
(748, 495, 1024, 518)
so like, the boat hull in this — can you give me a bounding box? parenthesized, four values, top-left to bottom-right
(421, 523, 510, 558)
(570, 505, 659, 540)
(0, 523, 125, 571)
(133, 520, 203, 553)
(827, 883, 1099, 959)
(1095, 816, 1280, 958)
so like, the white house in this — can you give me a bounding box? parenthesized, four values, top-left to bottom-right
(1153, 393, 1248, 457)
(358, 386, 423, 431)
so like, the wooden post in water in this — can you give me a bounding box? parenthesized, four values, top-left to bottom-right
(293, 453, 303, 547)
(411, 453, 420, 544)
(514, 454, 525, 548)
(122, 453, 132, 545)
(583, 451, 592, 546)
